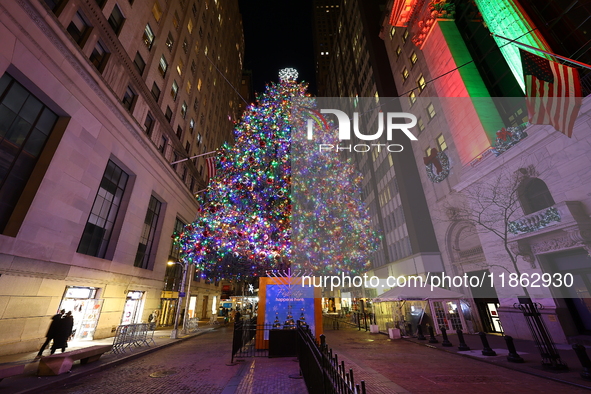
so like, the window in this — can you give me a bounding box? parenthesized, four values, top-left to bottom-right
(177, 59, 183, 75)
(0, 74, 59, 233)
(166, 32, 174, 51)
(159, 136, 167, 153)
(172, 152, 179, 170)
(89, 40, 109, 72)
(182, 39, 189, 54)
(176, 125, 183, 139)
(193, 98, 199, 110)
(133, 52, 145, 75)
(417, 74, 426, 91)
(192, 3, 198, 17)
(436, 134, 447, 151)
(402, 68, 409, 81)
(158, 55, 168, 77)
(77, 160, 129, 258)
(44, 0, 65, 13)
(191, 60, 197, 75)
(152, 1, 163, 22)
(185, 141, 190, 153)
(186, 80, 192, 94)
(165, 106, 172, 122)
(134, 195, 162, 269)
(181, 101, 187, 118)
(402, 29, 409, 43)
(108, 5, 125, 35)
(122, 86, 137, 111)
(409, 91, 416, 106)
(389, 26, 396, 39)
(171, 80, 179, 100)
(143, 24, 155, 50)
(197, 78, 202, 91)
(151, 82, 161, 101)
(427, 103, 436, 119)
(189, 118, 195, 133)
(425, 147, 433, 157)
(417, 117, 425, 133)
(169, 217, 185, 263)
(521, 178, 555, 214)
(187, 19, 194, 34)
(396, 46, 402, 57)
(67, 11, 90, 47)
(410, 52, 418, 65)
(144, 112, 155, 136)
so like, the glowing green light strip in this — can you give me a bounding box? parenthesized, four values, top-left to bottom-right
(474, 0, 551, 93)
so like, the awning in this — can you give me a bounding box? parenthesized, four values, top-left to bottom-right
(373, 285, 465, 302)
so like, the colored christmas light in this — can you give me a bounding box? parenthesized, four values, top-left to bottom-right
(177, 76, 379, 280)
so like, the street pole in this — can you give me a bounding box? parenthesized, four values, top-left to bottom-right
(171, 262, 188, 339)
(182, 265, 194, 333)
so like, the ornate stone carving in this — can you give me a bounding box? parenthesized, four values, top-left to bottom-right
(509, 242, 535, 268)
(530, 236, 579, 255)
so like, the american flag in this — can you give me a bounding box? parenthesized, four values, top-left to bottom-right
(206, 156, 216, 180)
(520, 49, 582, 138)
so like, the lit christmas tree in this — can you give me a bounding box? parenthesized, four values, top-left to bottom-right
(177, 69, 379, 279)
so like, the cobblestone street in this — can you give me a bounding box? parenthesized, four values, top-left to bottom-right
(40, 326, 305, 394)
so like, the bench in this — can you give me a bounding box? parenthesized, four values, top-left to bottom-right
(0, 363, 26, 382)
(37, 345, 113, 376)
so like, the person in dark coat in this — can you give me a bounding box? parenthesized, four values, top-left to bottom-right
(36, 309, 64, 358)
(51, 311, 74, 354)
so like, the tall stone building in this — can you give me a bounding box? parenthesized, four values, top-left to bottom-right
(313, 0, 445, 315)
(0, 0, 244, 355)
(382, 0, 591, 342)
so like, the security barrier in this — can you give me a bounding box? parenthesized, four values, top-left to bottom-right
(112, 323, 155, 354)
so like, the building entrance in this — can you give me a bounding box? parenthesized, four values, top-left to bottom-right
(58, 286, 103, 340)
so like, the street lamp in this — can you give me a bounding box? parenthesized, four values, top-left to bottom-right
(169, 260, 189, 339)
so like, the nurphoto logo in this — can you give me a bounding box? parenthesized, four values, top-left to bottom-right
(307, 109, 418, 153)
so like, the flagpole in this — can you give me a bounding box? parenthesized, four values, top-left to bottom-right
(491, 33, 591, 71)
(170, 150, 217, 165)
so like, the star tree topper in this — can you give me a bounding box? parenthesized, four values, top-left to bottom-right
(279, 68, 298, 82)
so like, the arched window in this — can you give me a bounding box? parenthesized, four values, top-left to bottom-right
(521, 178, 555, 214)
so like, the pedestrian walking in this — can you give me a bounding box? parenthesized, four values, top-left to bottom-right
(51, 311, 74, 354)
(234, 310, 241, 322)
(36, 309, 64, 358)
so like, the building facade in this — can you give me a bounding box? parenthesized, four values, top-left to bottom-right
(314, 0, 446, 321)
(0, 0, 244, 355)
(382, 0, 591, 341)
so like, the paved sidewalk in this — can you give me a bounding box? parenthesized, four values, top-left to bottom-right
(0, 321, 220, 393)
(320, 322, 591, 393)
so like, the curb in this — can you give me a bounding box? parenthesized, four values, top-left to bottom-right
(13, 327, 219, 394)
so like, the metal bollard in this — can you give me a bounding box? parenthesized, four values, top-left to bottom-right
(504, 335, 524, 363)
(428, 325, 439, 344)
(478, 332, 497, 356)
(572, 344, 591, 380)
(417, 325, 426, 340)
(456, 329, 470, 351)
(440, 326, 453, 347)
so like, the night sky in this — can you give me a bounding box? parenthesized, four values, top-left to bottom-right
(238, 0, 317, 96)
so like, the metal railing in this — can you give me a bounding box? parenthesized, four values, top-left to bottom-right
(231, 318, 270, 362)
(297, 324, 367, 394)
(112, 323, 155, 354)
